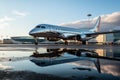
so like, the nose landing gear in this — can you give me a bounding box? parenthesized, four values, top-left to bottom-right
(34, 37, 38, 45)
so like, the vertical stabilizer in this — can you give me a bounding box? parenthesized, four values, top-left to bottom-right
(91, 16, 101, 32)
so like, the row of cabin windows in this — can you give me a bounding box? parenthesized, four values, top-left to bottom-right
(36, 25, 66, 31)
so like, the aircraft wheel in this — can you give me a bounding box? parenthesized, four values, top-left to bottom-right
(34, 37, 38, 45)
(35, 42, 38, 45)
(65, 40, 68, 45)
(82, 41, 86, 45)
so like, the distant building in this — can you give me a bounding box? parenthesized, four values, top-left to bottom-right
(88, 31, 120, 45)
(11, 36, 45, 44)
(113, 32, 120, 42)
(88, 34, 106, 44)
(3, 39, 13, 44)
(0, 39, 3, 44)
(105, 33, 114, 43)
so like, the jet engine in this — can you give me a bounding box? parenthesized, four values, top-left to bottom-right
(76, 35, 81, 40)
(81, 34, 87, 40)
(76, 34, 87, 41)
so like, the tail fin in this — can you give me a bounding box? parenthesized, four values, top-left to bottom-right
(90, 16, 101, 32)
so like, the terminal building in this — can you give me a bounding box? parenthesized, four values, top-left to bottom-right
(113, 32, 120, 43)
(11, 36, 45, 44)
(10, 36, 63, 44)
(88, 32, 119, 45)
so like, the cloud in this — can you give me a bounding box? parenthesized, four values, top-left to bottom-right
(0, 63, 12, 70)
(0, 16, 15, 22)
(12, 10, 30, 17)
(0, 16, 15, 29)
(0, 23, 9, 29)
(60, 12, 120, 31)
(0, 10, 30, 29)
(102, 65, 120, 76)
(100, 59, 120, 76)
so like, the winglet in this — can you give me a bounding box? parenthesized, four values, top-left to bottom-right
(91, 16, 101, 32)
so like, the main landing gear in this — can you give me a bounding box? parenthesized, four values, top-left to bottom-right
(65, 40, 68, 45)
(82, 41, 87, 45)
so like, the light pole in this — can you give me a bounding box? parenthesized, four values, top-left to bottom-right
(87, 14, 92, 26)
(86, 14, 92, 45)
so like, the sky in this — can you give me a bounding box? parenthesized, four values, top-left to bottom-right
(0, 0, 120, 38)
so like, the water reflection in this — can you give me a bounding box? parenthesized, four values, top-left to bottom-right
(29, 47, 120, 79)
(0, 46, 120, 80)
(30, 48, 101, 72)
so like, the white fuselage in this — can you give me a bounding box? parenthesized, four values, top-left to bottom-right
(29, 16, 101, 41)
(29, 24, 94, 39)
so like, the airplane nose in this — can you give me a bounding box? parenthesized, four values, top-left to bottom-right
(29, 29, 35, 35)
(29, 28, 42, 35)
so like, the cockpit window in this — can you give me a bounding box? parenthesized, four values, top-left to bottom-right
(36, 26, 45, 28)
(36, 26, 40, 28)
(41, 26, 45, 28)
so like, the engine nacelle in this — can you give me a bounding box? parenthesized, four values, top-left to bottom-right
(81, 34, 86, 39)
(76, 35, 81, 40)
(76, 34, 87, 41)
(81, 34, 94, 41)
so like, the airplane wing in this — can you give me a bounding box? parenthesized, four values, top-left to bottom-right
(86, 30, 120, 36)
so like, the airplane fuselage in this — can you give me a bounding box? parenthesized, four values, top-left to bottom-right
(29, 24, 94, 40)
(29, 16, 101, 44)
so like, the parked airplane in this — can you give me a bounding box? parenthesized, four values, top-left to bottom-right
(29, 16, 119, 45)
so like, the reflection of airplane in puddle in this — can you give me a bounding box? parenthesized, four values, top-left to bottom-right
(30, 48, 101, 73)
